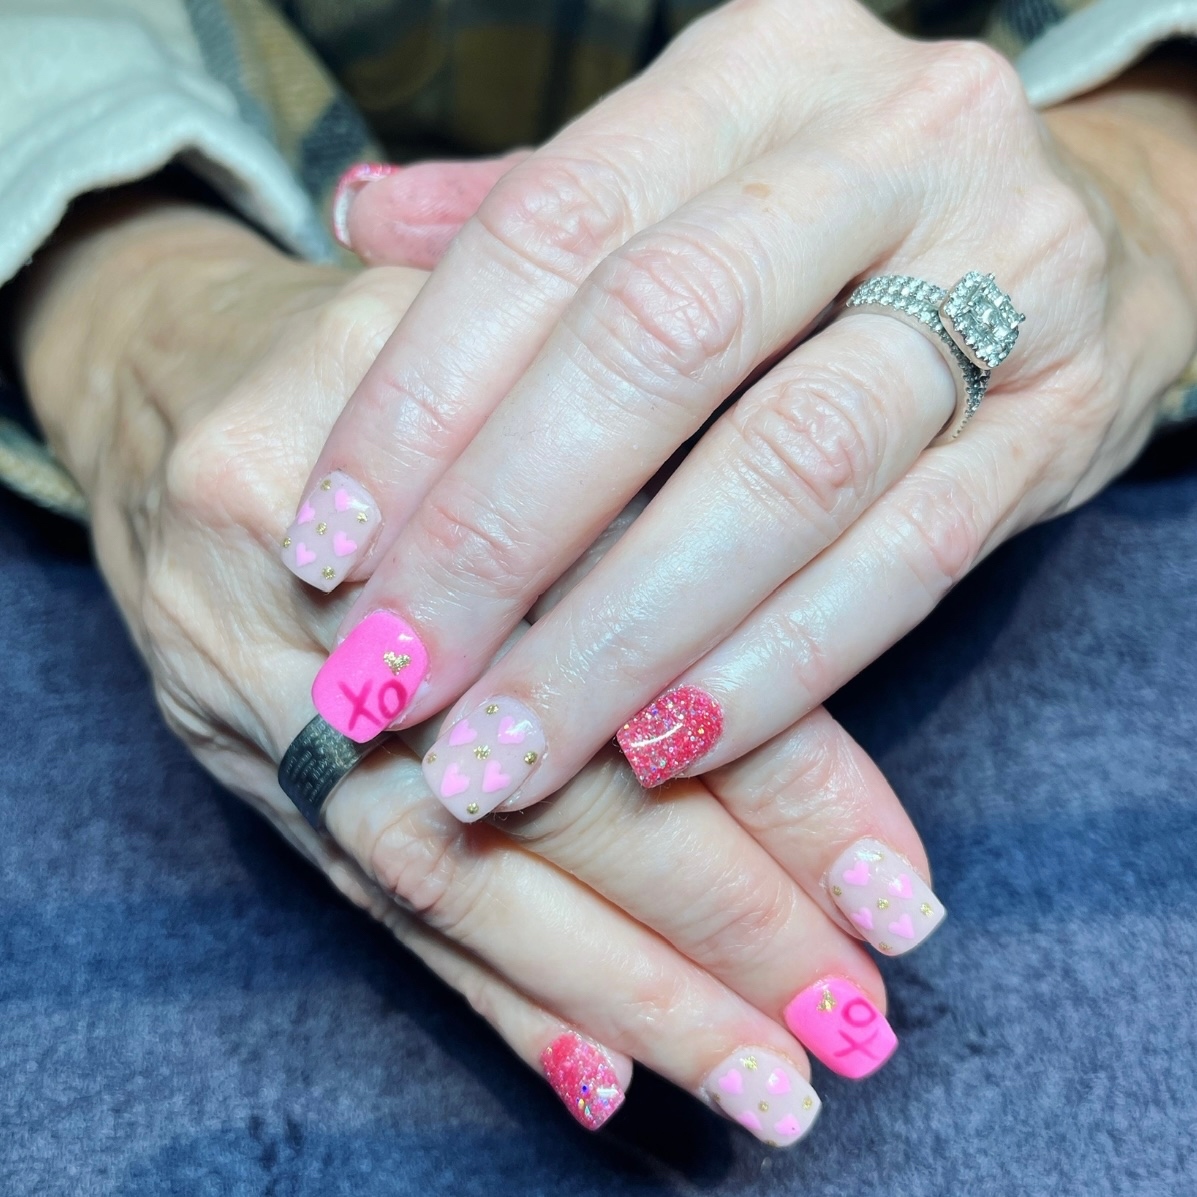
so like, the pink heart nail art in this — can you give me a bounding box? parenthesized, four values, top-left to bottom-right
(889, 873, 914, 899)
(295, 502, 316, 525)
(842, 860, 871, 886)
(736, 1111, 762, 1132)
(850, 907, 874, 931)
(717, 1069, 744, 1095)
(334, 488, 353, 512)
(332, 531, 358, 557)
(889, 914, 916, 940)
(482, 760, 512, 793)
(773, 1115, 802, 1138)
(440, 764, 470, 798)
(496, 715, 525, 744)
(294, 543, 316, 567)
(765, 1069, 790, 1095)
(448, 720, 478, 746)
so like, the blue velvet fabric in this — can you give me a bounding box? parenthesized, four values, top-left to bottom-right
(2, 412, 1194, 1195)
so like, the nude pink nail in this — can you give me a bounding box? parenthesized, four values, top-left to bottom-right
(331, 163, 402, 248)
(540, 1033, 625, 1131)
(311, 610, 429, 742)
(827, 837, 946, 956)
(783, 977, 897, 1079)
(281, 470, 379, 592)
(423, 697, 546, 822)
(703, 1048, 820, 1148)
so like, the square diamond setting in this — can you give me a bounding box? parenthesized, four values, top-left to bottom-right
(940, 272, 1024, 369)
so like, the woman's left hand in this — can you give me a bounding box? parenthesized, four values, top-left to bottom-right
(289, 3, 1197, 814)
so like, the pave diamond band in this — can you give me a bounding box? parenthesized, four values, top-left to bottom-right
(845, 272, 1020, 443)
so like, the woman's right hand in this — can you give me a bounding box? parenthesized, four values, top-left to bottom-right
(13, 193, 947, 1145)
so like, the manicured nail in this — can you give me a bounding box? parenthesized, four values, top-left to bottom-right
(281, 470, 380, 593)
(331, 162, 402, 248)
(783, 977, 897, 1079)
(703, 1048, 820, 1148)
(617, 685, 723, 788)
(311, 610, 429, 742)
(540, 1033, 625, 1131)
(827, 837, 946, 956)
(423, 697, 546, 822)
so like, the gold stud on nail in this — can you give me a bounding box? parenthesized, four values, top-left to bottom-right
(474, 745, 490, 760)
(524, 751, 538, 765)
(486, 704, 499, 715)
(320, 479, 332, 490)
(321, 567, 335, 579)
(466, 803, 480, 815)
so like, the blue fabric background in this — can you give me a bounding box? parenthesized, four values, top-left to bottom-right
(1, 421, 1195, 1195)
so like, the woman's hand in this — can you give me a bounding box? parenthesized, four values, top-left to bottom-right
(15, 194, 950, 1146)
(285, 1, 1197, 817)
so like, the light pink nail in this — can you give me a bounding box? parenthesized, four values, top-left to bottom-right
(827, 837, 946, 956)
(540, 1033, 625, 1131)
(423, 697, 546, 822)
(330, 162, 403, 248)
(783, 977, 898, 1079)
(703, 1048, 820, 1148)
(281, 470, 379, 592)
(311, 610, 429, 742)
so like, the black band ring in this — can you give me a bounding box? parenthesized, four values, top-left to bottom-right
(278, 715, 390, 829)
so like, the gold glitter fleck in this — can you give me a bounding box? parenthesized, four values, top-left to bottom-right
(320, 479, 332, 490)
(741, 1056, 758, 1071)
(758, 1101, 769, 1112)
(382, 652, 411, 674)
(524, 751, 538, 765)
(357, 511, 367, 523)
(282, 537, 291, 548)
(877, 897, 890, 910)
(802, 1097, 813, 1110)
(316, 521, 328, 535)
(466, 803, 479, 815)
(921, 903, 934, 917)
(426, 753, 437, 764)
(817, 987, 836, 1013)
(486, 704, 499, 714)
(474, 745, 491, 760)
(832, 885, 842, 897)
(321, 566, 335, 579)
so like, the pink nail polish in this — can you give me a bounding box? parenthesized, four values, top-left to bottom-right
(783, 977, 897, 1079)
(617, 686, 723, 788)
(423, 697, 546, 822)
(827, 838, 946, 956)
(703, 1048, 820, 1148)
(331, 162, 402, 248)
(540, 1033, 625, 1131)
(311, 610, 429, 742)
(281, 470, 380, 592)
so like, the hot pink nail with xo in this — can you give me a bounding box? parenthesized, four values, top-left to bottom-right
(703, 1047, 820, 1148)
(312, 610, 429, 742)
(827, 837, 946, 955)
(423, 697, 546, 822)
(281, 470, 379, 592)
(784, 977, 897, 1079)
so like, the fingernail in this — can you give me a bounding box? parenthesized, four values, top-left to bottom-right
(540, 1033, 625, 1131)
(311, 610, 429, 742)
(827, 837, 946, 956)
(617, 685, 723, 788)
(331, 162, 402, 248)
(783, 977, 897, 1079)
(703, 1048, 820, 1148)
(423, 697, 546, 822)
(281, 470, 380, 593)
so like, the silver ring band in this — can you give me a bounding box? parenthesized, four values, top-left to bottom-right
(845, 272, 1023, 444)
(278, 715, 391, 829)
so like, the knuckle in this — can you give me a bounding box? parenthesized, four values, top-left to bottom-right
(475, 156, 633, 285)
(889, 466, 987, 597)
(579, 231, 748, 388)
(728, 369, 879, 527)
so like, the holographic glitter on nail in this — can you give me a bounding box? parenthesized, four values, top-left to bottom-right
(617, 685, 724, 788)
(540, 1033, 625, 1131)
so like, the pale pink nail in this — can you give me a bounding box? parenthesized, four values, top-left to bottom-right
(311, 610, 429, 742)
(540, 1033, 625, 1131)
(703, 1048, 820, 1148)
(281, 470, 379, 592)
(423, 697, 546, 822)
(331, 162, 402, 248)
(826, 838, 946, 956)
(783, 977, 898, 1079)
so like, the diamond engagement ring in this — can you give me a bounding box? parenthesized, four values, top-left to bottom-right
(845, 272, 1024, 443)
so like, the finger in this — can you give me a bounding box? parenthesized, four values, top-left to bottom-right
(282, 0, 856, 593)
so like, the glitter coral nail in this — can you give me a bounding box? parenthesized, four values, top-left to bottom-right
(540, 1033, 625, 1131)
(617, 685, 723, 788)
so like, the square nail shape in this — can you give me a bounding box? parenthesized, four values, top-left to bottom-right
(540, 1033, 625, 1131)
(423, 698, 546, 822)
(827, 838, 946, 955)
(617, 686, 723, 788)
(783, 977, 897, 1079)
(704, 1048, 820, 1148)
(281, 470, 379, 592)
(311, 610, 429, 742)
